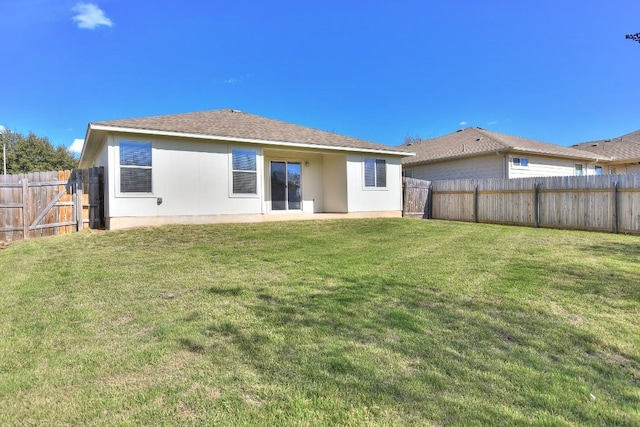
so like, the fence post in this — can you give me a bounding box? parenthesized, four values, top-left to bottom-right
(473, 185, 479, 223)
(533, 183, 540, 228)
(76, 178, 84, 232)
(21, 177, 30, 239)
(402, 178, 408, 217)
(612, 181, 619, 234)
(425, 183, 433, 219)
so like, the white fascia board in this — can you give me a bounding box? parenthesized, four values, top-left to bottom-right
(89, 124, 415, 157)
(508, 148, 609, 162)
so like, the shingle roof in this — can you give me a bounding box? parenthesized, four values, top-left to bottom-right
(91, 109, 412, 155)
(402, 127, 603, 166)
(571, 129, 640, 162)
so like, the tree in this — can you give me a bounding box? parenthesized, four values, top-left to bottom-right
(625, 33, 640, 43)
(1, 128, 78, 174)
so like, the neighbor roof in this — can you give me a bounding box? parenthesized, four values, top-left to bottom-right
(571, 129, 640, 163)
(403, 127, 603, 166)
(80, 109, 412, 166)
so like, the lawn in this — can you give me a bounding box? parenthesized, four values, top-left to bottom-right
(0, 219, 638, 426)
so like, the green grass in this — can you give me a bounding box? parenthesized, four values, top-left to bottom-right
(1, 219, 639, 426)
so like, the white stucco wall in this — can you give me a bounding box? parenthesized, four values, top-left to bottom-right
(106, 134, 264, 219)
(322, 153, 348, 213)
(263, 149, 325, 213)
(98, 133, 404, 227)
(346, 154, 403, 212)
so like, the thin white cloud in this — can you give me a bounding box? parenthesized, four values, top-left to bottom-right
(488, 121, 498, 125)
(72, 3, 113, 29)
(459, 121, 468, 126)
(224, 74, 252, 84)
(69, 138, 84, 154)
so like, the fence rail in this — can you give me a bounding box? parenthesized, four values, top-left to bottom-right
(427, 174, 640, 234)
(0, 167, 104, 242)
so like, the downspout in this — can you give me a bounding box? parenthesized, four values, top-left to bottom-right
(501, 151, 509, 179)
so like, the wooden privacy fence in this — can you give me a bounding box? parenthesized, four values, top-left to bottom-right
(0, 167, 104, 242)
(430, 174, 640, 234)
(402, 177, 432, 218)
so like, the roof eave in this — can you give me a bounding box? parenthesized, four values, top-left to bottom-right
(403, 149, 507, 166)
(403, 146, 605, 167)
(88, 124, 414, 157)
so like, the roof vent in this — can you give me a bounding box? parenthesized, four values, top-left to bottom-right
(592, 143, 598, 147)
(456, 129, 463, 132)
(230, 109, 242, 113)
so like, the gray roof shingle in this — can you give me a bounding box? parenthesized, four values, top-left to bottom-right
(402, 127, 603, 165)
(571, 129, 640, 162)
(92, 109, 412, 155)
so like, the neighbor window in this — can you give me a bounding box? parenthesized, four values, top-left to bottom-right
(402, 169, 414, 178)
(232, 148, 257, 194)
(595, 166, 603, 175)
(575, 164, 584, 176)
(512, 157, 528, 167)
(119, 141, 152, 193)
(364, 158, 386, 188)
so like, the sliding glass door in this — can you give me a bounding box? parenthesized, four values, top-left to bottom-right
(270, 161, 301, 211)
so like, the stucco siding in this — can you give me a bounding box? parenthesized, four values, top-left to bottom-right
(346, 154, 403, 212)
(263, 149, 325, 213)
(322, 153, 348, 212)
(106, 134, 263, 219)
(408, 154, 505, 181)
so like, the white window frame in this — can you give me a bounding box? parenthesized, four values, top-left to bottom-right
(575, 163, 584, 176)
(512, 157, 529, 168)
(229, 146, 260, 198)
(594, 165, 603, 176)
(116, 139, 154, 197)
(363, 157, 387, 189)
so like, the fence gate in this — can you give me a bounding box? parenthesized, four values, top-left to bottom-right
(0, 167, 104, 242)
(403, 177, 432, 218)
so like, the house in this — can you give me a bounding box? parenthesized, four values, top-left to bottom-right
(571, 129, 640, 174)
(402, 127, 606, 181)
(78, 109, 413, 230)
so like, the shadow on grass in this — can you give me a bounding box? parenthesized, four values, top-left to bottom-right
(580, 241, 640, 260)
(186, 271, 639, 425)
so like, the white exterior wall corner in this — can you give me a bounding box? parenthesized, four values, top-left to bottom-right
(346, 154, 403, 212)
(105, 134, 264, 221)
(322, 153, 348, 212)
(95, 132, 405, 228)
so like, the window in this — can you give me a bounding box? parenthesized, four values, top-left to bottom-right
(120, 141, 152, 193)
(364, 158, 386, 188)
(403, 169, 414, 178)
(595, 166, 603, 176)
(575, 164, 584, 176)
(232, 148, 257, 194)
(513, 157, 528, 167)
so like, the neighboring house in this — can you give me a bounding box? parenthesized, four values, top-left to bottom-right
(402, 127, 606, 181)
(571, 130, 640, 174)
(78, 109, 413, 230)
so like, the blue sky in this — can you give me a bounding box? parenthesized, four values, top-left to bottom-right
(1, 0, 639, 154)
